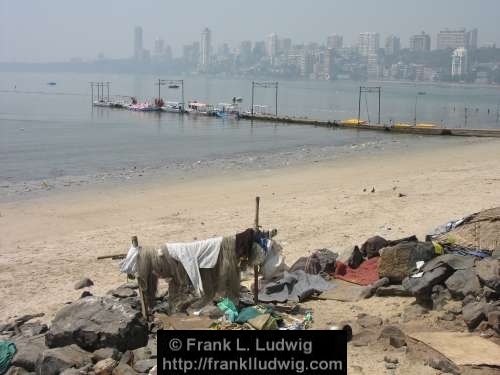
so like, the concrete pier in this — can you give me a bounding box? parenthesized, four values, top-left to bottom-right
(240, 113, 500, 138)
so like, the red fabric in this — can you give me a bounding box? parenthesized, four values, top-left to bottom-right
(334, 257, 380, 286)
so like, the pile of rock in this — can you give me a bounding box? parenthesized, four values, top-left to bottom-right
(2, 282, 158, 375)
(377, 247, 500, 333)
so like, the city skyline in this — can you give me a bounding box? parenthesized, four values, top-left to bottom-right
(1, 0, 500, 62)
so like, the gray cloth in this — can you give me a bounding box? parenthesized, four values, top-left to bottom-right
(258, 270, 335, 303)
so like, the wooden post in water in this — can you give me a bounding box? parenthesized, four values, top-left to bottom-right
(253, 196, 260, 305)
(133, 235, 149, 320)
(90, 83, 94, 106)
(275, 82, 278, 117)
(251, 81, 255, 116)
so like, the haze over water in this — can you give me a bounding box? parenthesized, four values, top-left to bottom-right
(1, 72, 499, 193)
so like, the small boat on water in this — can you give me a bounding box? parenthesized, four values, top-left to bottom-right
(47, 82, 57, 86)
(93, 99, 111, 108)
(162, 101, 184, 113)
(186, 101, 214, 116)
(168, 84, 180, 89)
(128, 102, 161, 112)
(215, 103, 240, 119)
(93, 96, 134, 109)
(127, 98, 163, 112)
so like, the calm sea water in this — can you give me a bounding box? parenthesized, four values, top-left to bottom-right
(0, 72, 499, 188)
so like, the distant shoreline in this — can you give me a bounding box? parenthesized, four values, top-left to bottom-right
(1, 65, 500, 90)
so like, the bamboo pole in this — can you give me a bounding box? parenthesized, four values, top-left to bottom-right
(253, 197, 260, 305)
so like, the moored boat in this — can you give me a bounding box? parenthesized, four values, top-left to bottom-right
(162, 101, 185, 113)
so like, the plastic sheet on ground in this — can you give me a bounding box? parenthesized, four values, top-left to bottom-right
(258, 270, 335, 303)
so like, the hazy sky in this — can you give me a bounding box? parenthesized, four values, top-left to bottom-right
(1, 0, 499, 62)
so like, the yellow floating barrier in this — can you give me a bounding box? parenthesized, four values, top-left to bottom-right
(341, 118, 367, 126)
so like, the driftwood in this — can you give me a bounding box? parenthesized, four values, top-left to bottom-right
(97, 253, 127, 260)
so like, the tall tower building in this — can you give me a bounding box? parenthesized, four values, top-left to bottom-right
(134, 26, 143, 60)
(358, 32, 380, 57)
(154, 37, 165, 56)
(200, 27, 212, 70)
(385, 35, 401, 55)
(324, 48, 335, 80)
(451, 47, 468, 78)
(466, 28, 478, 50)
(266, 33, 278, 59)
(409, 32, 431, 52)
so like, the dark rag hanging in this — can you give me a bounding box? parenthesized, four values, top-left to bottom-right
(235, 228, 255, 258)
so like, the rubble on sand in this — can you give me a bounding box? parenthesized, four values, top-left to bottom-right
(1, 207, 499, 375)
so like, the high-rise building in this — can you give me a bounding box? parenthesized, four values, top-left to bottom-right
(154, 37, 165, 56)
(239, 41, 252, 65)
(437, 28, 466, 50)
(451, 47, 468, 78)
(358, 32, 380, 57)
(183, 42, 200, 66)
(466, 28, 478, 50)
(385, 35, 401, 55)
(324, 48, 335, 80)
(367, 53, 381, 79)
(200, 27, 212, 69)
(164, 45, 173, 61)
(279, 38, 292, 54)
(409, 32, 431, 52)
(134, 26, 143, 60)
(253, 41, 266, 60)
(266, 33, 279, 59)
(327, 34, 343, 50)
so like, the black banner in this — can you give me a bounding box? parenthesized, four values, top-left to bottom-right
(157, 330, 347, 375)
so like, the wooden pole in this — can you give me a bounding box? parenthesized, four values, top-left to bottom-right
(133, 235, 149, 320)
(251, 81, 255, 116)
(253, 196, 260, 305)
(358, 86, 362, 123)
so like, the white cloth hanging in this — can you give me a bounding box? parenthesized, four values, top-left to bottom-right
(120, 246, 140, 275)
(166, 237, 224, 296)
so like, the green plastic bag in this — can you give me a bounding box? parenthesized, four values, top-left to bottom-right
(217, 298, 238, 323)
(236, 307, 262, 323)
(0, 340, 16, 375)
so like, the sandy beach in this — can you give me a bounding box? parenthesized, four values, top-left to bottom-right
(1, 137, 500, 373)
(1, 136, 499, 318)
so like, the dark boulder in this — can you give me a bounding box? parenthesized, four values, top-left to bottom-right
(462, 301, 487, 329)
(403, 266, 452, 304)
(375, 285, 412, 297)
(109, 287, 137, 299)
(35, 345, 92, 375)
(45, 296, 148, 352)
(475, 258, 500, 293)
(12, 334, 46, 372)
(74, 278, 94, 290)
(431, 285, 452, 310)
(445, 269, 482, 299)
